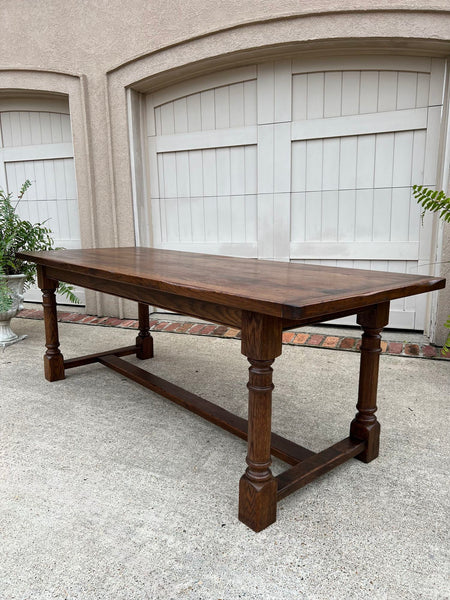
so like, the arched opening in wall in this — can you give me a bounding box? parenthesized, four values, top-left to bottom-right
(129, 53, 446, 332)
(0, 91, 84, 305)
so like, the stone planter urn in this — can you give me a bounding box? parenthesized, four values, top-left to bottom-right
(0, 274, 27, 348)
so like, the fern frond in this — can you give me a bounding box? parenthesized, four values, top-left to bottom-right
(57, 282, 80, 304)
(412, 185, 450, 223)
(442, 317, 450, 356)
(0, 273, 13, 312)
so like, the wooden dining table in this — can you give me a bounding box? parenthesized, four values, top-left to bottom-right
(18, 247, 445, 531)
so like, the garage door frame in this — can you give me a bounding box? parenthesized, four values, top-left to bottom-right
(128, 53, 448, 333)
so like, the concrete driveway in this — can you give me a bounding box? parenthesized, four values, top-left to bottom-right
(1, 319, 449, 600)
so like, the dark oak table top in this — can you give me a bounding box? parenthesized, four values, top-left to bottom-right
(18, 247, 446, 321)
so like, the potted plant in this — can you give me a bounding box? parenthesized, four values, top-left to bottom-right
(0, 180, 78, 347)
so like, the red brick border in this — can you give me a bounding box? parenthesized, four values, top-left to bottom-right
(17, 309, 449, 360)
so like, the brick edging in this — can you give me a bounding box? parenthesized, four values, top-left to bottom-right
(16, 309, 449, 360)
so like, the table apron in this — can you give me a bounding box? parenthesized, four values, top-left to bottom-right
(44, 266, 242, 329)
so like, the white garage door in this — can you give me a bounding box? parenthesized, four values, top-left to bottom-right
(144, 55, 445, 329)
(0, 95, 84, 304)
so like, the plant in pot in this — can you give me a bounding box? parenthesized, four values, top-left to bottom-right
(0, 180, 79, 348)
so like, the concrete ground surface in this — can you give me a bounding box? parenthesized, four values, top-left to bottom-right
(1, 319, 449, 600)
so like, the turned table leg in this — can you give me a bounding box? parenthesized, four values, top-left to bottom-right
(136, 303, 154, 360)
(239, 311, 282, 532)
(350, 302, 390, 463)
(37, 266, 65, 382)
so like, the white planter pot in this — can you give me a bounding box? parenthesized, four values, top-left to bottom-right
(0, 273, 27, 347)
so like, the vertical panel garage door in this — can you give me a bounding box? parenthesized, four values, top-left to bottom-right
(146, 66, 258, 258)
(0, 95, 84, 303)
(144, 56, 445, 329)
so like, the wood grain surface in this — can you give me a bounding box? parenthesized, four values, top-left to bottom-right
(18, 247, 445, 321)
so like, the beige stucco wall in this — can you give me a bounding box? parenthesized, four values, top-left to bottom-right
(1, 1, 449, 341)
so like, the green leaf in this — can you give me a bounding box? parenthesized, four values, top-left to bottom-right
(57, 282, 81, 304)
(442, 316, 450, 356)
(413, 185, 450, 224)
(0, 274, 13, 312)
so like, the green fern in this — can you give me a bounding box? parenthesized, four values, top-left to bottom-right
(0, 267, 13, 312)
(443, 317, 450, 356)
(413, 184, 449, 355)
(412, 185, 450, 224)
(57, 282, 80, 304)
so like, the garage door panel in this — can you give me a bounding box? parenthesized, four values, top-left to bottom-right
(411, 129, 427, 185)
(143, 56, 444, 329)
(292, 75, 307, 121)
(305, 139, 323, 191)
(377, 71, 398, 111)
(292, 109, 427, 141)
(359, 71, 379, 113)
(291, 186, 423, 247)
(391, 188, 412, 241)
(173, 97, 189, 133)
(216, 148, 231, 194)
(229, 83, 246, 126)
(424, 106, 442, 183)
(158, 102, 175, 135)
(185, 94, 202, 132)
(293, 55, 432, 76)
(292, 68, 431, 121)
(230, 146, 246, 194)
(338, 190, 357, 241)
(374, 133, 395, 187)
(201, 148, 216, 196)
(220, 195, 251, 242)
(1, 111, 72, 147)
(429, 58, 446, 105)
(322, 190, 339, 240)
(305, 191, 323, 241)
(339, 137, 358, 189)
(31, 161, 47, 199)
(292, 258, 417, 327)
(215, 87, 231, 129)
(291, 142, 306, 191)
(324, 72, 342, 118)
(0, 100, 82, 305)
(392, 131, 414, 186)
(306, 73, 324, 119)
(154, 146, 257, 247)
(5, 158, 79, 246)
(354, 189, 373, 241)
(154, 127, 257, 153)
(292, 129, 425, 196)
(199, 89, 215, 130)
(154, 80, 257, 136)
(322, 138, 340, 190)
(341, 71, 361, 114)
(175, 151, 190, 196)
(290, 242, 418, 261)
(290, 192, 306, 241)
(372, 188, 392, 241)
(177, 197, 193, 241)
(63, 158, 77, 198)
(257, 61, 292, 125)
(397, 72, 419, 109)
